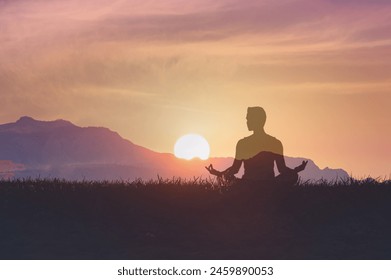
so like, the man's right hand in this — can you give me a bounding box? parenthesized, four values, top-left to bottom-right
(205, 164, 223, 176)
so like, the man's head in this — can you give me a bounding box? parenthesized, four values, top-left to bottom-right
(246, 106, 266, 131)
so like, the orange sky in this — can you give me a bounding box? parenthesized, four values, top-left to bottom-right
(0, 0, 390, 178)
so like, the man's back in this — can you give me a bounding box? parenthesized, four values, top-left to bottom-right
(235, 133, 283, 181)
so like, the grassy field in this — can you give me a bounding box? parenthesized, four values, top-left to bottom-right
(0, 177, 390, 260)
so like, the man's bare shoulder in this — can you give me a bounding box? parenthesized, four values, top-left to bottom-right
(264, 133, 282, 145)
(236, 134, 252, 146)
(237, 133, 281, 143)
(264, 133, 283, 152)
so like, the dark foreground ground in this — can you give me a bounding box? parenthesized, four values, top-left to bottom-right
(0, 178, 390, 260)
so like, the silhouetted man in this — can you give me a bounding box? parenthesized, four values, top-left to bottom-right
(206, 107, 307, 185)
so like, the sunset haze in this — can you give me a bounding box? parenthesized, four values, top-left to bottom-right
(1, 0, 390, 178)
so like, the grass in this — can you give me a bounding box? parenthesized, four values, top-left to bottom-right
(0, 177, 390, 259)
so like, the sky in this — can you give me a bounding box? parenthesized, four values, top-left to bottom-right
(0, 0, 390, 178)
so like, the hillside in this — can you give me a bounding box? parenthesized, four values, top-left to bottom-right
(0, 117, 349, 181)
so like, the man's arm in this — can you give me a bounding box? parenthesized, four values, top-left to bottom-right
(275, 153, 291, 174)
(275, 140, 308, 174)
(224, 139, 244, 176)
(205, 158, 242, 177)
(274, 140, 291, 174)
(223, 158, 242, 176)
(205, 140, 243, 177)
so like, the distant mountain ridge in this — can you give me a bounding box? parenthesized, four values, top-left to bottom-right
(0, 117, 349, 181)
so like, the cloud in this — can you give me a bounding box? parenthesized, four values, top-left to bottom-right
(1, 0, 390, 55)
(0, 160, 25, 179)
(2, 0, 390, 91)
(324, 0, 391, 5)
(351, 25, 391, 42)
(91, 1, 329, 42)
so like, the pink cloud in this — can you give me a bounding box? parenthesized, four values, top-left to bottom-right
(0, 160, 25, 179)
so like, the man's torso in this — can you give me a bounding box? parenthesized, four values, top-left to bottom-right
(236, 133, 282, 181)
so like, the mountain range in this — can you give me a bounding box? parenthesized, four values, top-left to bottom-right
(0, 116, 349, 182)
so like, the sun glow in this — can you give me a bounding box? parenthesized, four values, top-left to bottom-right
(174, 134, 210, 160)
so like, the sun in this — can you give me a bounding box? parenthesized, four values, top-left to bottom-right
(174, 134, 210, 160)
